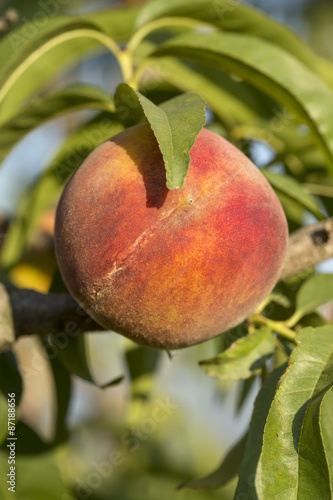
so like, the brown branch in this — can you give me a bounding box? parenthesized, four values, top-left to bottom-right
(0, 284, 103, 352)
(1, 216, 333, 351)
(279, 217, 333, 281)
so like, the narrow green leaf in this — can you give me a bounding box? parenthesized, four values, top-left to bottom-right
(41, 338, 71, 446)
(13, 421, 51, 455)
(179, 432, 247, 490)
(142, 56, 259, 128)
(52, 333, 93, 382)
(153, 31, 333, 176)
(0, 19, 120, 122)
(236, 375, 257, 414)
(87, 5, 139, 41)
(53, 332, 124, 389)
(199, 327, 275, 381)
(100, 375, 125, 389)
(235, 363, 287, 499)
(262, 170, 325, 221)
(0, 85, 115, 163)
(215, 322, 249, 354)
(115, 84, 206, 189)
(125, 345, 160, 399)
(135, 0, 319, 74)
(261, 326, 333, 499)
(289, 274, 333, 326)
(0, 6, 138, 120)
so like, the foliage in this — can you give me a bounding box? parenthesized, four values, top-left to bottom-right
(1, 0, 333, 499)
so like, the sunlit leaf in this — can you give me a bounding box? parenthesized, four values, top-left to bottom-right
(261, 326, 333, 499)
(0, 19, 120, 121)
(298, 386, 332, 499)
(0, 85, 115, 162)
(136, 0, 319, 75)
(153, 31, 333, 176)
(141, 56, 259, 128)
(200, 327, 275, 381)
(287, 274, 333, 326)
(262, 170, 325, 221)
(115, 84, 206, 189)
(321, 389, 333, 492)
(0, 5, 138, 118)
(235, 364, 286, 498)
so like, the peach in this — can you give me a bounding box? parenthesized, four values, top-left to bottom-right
(54, 124, 288, 349)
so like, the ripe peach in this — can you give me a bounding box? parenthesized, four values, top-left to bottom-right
(55, 124, 288, 349)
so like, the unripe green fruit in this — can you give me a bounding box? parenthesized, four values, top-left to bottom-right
(55, 124, 288, 349)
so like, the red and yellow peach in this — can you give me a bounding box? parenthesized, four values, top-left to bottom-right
(55, 124, 288, 349)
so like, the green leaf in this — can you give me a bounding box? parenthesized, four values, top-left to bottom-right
(114, 84, 206, 189)
(87, 5, 139, 42)
(215, 322, 249, 354)
(297, 387, 333, 499)
(199, 327, 275, 381)
(139, 55, 259, 128)
(13, 421, 51, 456)
(54, 332, 124, 388)
(0, 18, 121, 122)
(235, 363, 287, 499)
(51, 333, 93, 382)
(321, 389, 333, 492)
(236, 375, 257, 414)
(135, 0, 319, 74)
(0, 85, 115, 163)
(153, 31, 333, 177)
(0, 112, 124, 268)
(179, 432, 247, 490)
(0, 5, 138, 121)
(0, 351, 23, 402)
(262, 170, 325, 221)
(287, 274, 333, 327)
(41, 337, 71, 446)
(260, 326, 333, 499)
(125, 344, 160, 399)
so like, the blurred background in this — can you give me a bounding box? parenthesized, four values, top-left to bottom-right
(0, 1, 332, 499)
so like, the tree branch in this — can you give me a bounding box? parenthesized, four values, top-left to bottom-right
(279, 217, 333, 280)
(0, 284, 103, 352)
(1, 216, 333, 351)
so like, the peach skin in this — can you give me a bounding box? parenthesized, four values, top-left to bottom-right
(55, 124, 288, 349)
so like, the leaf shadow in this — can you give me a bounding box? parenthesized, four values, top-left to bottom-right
(111, 124, 168, 209)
